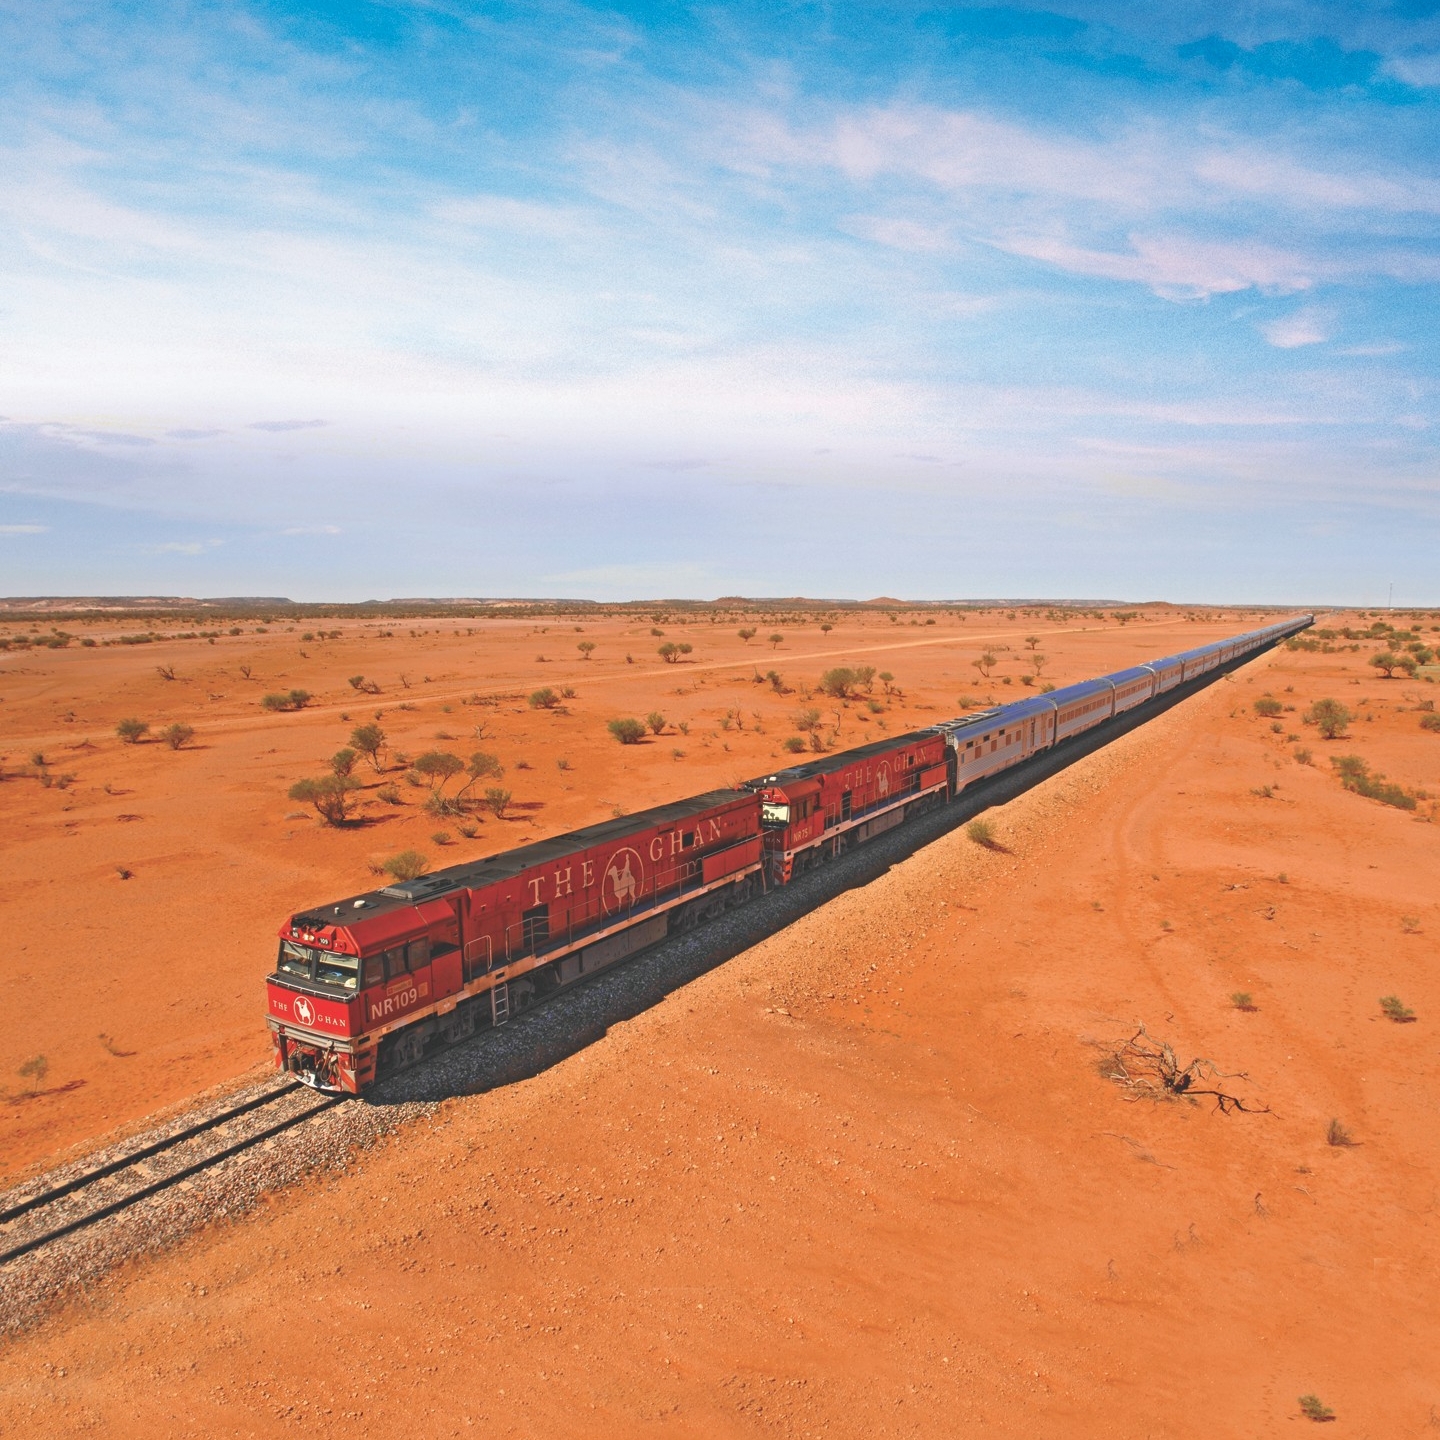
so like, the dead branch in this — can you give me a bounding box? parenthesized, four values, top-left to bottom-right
(1101, 1024, 1271, 1115)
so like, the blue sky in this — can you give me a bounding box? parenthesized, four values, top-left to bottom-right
(0, 1, 1437, 603)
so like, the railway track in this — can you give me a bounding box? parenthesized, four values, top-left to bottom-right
(0, 1081, 343, 1268)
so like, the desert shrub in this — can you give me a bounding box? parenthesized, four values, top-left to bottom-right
(577, 641, 596, 659)
(288, 773, 363, 825)
(350, 723, 386, 770)
(1293, 747, 1313, 766)
(1380, 995, 1416, 1022)
(646, 711, 666, 735)
(413, 750, 465, 792)
(431, 830, 453, 846)
(1230, 992, 1257, 1011)
(1298, 1395, 1334, 1422)
(1039, 681, 1056, 694)
(1303, 698, 1352, 738)
(782, 735, 806, 753)
(529, 687, 560, 709)
(819, 667, 857, 699)
(1421, 713, 1440, 733)
(738, 628, 756, 643)
(1331, 755, 1416, 809)
(560, 686, 577, 699)
(457, 822, 479, 839)
(18, 1055, 49, 1092)
(658, 642, 693, 662)
(116, 717, 149, 744)
(972, 651, 996, 678)
(1326, 1119, 1355, 1147)
(766, 669, 784, 692)
(376, 783, 402, 805)
(382, 849, 429, 882)
(262, 689, 310, 712)
(966, 819, 998, 849)
(483, 786, 512, 818)
(793, 706, 821, 733)
(1253, 696, 1283, 717)
(330, 747, 358, 777)
(424, 792, 465, 817)
(160, 722, 195, 751)
(608, 717, 646, 745)
(556, 757, 571, 771)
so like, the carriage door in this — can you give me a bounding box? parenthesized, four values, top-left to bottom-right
(840, 791, 852, 822)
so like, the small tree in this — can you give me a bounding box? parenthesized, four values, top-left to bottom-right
(658, 642, 692, 663)
(854, 665, 876, 692)
(19, 1054, 49, 1093)
(577, 641, 596, 660)
(646, 711, 666, 735)
(608, 717, 646, 745)
(1024, 634, 1040, 650)
(350, 723, 386, 771)
(1304, 698, 1353, 739)
(460, 750, 504, 797)
(738, 628, 756, 644)
(288, 773, 363, 825)
(1031, 653, 1048, 675)
(160, 722, 195, 751)
(483, 786, 512, 818)
(972, 651, 996, 678)
(383, 849, 429, 882)
(413, 750, 465, 793)
(262, 689, 310, 712)
(878, 671, 895, 696)
(116, 717, 149, 744)
(330, 747, 358, 777)
(768, 633, 783, 649)
(820, 622, 833, 635)
(1371, 650, 1403, 678)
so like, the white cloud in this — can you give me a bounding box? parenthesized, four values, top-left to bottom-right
(841, 215, 954, 254)
(1260, 309, 1331, 349)
(282, 524, 341, 535)
(143, 540, 222, 555)
(1383, 53, 1440, 88)
(0, 523, 48, 535)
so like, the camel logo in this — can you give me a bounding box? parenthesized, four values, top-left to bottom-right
(602, 847, 645, 915)
(292, 995, 316, 1027)
(877, 762, 892, 797)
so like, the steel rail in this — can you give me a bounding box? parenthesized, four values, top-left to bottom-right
(0, 1091, 342, 1268)
(0, 1082, 305, 1227)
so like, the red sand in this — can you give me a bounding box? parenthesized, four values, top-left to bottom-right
(3, 606, 1438, 1435)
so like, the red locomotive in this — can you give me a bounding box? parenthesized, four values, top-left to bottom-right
(267, 615, 1315, 1093)
(267, 789, 762, 1092)
(749, 729, 950, 883)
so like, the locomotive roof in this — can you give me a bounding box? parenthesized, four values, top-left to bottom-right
(297, 787, 751, 922)
(747, 728, 938, 788)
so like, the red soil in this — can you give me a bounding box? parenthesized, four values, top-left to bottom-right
(3, 606, 1438, 1434)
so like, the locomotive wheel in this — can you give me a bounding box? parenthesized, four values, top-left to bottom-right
(388, 1029, 426, 1071)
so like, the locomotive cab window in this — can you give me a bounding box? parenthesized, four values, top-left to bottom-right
(278, 940, 314, 979)
(315, 950, 360, 990)
(362, 955, 385, 987)
(761, 800, 790, 827)
(406, 937, 431, 969)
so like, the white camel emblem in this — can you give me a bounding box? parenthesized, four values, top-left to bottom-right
(605, 849, 641, 909)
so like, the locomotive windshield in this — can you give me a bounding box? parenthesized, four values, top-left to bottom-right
(761, 800, 790, 827)
(277, 940, 360, 992)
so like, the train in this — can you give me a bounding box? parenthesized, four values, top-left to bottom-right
(266, 614, 1313, 1093)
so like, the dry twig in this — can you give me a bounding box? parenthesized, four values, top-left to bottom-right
(1101, 1024, 1271, 1115)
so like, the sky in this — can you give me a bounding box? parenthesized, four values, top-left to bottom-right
(0, 1, 1437, 604)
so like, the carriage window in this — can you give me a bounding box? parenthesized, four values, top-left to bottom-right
(683, 831, 695, 847)
(406, 937, 431, 969)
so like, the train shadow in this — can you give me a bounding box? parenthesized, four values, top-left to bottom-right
(360, 646, 1272, 1109)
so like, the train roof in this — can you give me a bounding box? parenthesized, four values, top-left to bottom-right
(294, 787, 752, 922)
(745, 728, 939, 788)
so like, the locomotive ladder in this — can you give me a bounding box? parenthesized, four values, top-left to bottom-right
(491, 982, 511, 1027)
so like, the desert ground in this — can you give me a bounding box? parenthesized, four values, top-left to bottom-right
(2, 603, 1438, 1435)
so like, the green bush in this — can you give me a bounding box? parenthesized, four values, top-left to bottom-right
(529, 687, 560, 709)
(382, 849, 429, 882)
(483, 786, 512, 818)
(262, 689, 310, 712)
(1253, 696, 1283, 717)
(1421, 713, 1440, 733)
(966, 819, 999, 849)
(288, 773, 363, 825)
(782, 735, 806, 753)
(160, 722, 195, 751)
(116, 717, 149, 744)
(1303, 698, 1352, 739)
(1331, 754, 1416, 809)
(646, 711, 666, 734)
(608, 717, 646, 745)
(350, 723, 386, 769)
